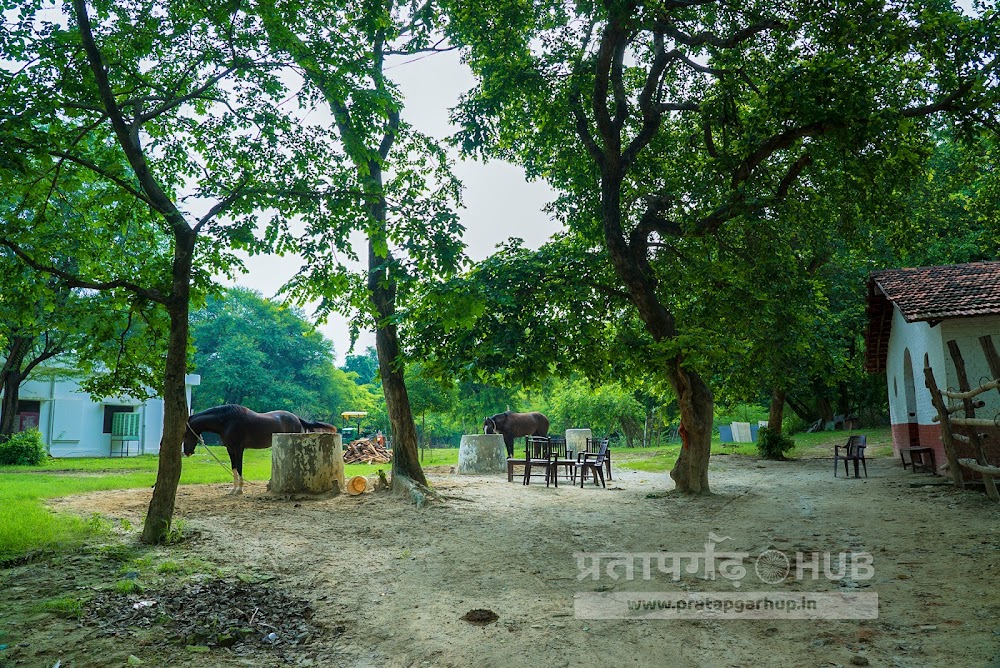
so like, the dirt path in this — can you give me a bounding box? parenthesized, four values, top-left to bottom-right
(8, 454, 1000, 667)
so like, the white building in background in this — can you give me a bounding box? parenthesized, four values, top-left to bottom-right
(11, 368, 200, 457)
(865, 261, 1000, 469)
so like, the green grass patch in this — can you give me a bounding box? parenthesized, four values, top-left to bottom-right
(154, 556, 218, 576)
(113, 578, 144, 595)
(35, 596, 85, 620)
(608, 426, 894, 473)
(417, 447, 459, 467)
(0, 445, 457, 562)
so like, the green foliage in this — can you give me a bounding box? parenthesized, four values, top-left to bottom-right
(163, 520, 189, 546)
(405, 236, 648, 388)
(341, 347, 380, 386)
(542, 378, 646, 442)
(756, 427, 796, 461)
(190, 287, 376, 421)
(442, 0, 999, 489)
(0, 429, 47, 466)
(713, 403, 768, 429)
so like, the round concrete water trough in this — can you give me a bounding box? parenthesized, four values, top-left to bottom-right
(566, 429, 592, 457)
(457, 434, 507, 474)
(271, 432, 345, 494)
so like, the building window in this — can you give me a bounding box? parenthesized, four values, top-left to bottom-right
(15, 400, 41, 432)
(103, 405, 134, 433)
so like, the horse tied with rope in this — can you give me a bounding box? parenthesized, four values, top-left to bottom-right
(183, 404, 337, 495)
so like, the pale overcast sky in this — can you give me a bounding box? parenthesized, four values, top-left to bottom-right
(221, 50, 560, 364)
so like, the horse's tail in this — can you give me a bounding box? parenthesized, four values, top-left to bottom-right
(301, 418, 338, 434)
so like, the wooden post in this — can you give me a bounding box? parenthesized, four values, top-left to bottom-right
(946, 341, 999, 501)
(923, 354, 965, 489)
(979, 335, 1000, 380)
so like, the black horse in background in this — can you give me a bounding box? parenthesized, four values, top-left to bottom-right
(183, 404, 337, 495)
(484, 411, 550, 458)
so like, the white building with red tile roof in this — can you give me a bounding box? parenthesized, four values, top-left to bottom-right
(865, 261, 1000, 468)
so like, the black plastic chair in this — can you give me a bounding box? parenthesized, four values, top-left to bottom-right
(546, 436, 576, 483)
(834, 435, 867, 478)
(523, 436, 557, 486)
(583, 436, 612, 482)
(578, 438, 610, 488)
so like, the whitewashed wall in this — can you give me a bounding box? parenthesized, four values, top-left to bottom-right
(885, 309, 1000, 428)
(939, 315, 1000, 418)
(885, 307, 945, 427)
(16, 373, 199, 458)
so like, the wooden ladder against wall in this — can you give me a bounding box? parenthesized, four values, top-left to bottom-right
(924, 336, 1000, 502)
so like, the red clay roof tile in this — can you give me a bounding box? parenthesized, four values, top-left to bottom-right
(870, 261, 1000, 323)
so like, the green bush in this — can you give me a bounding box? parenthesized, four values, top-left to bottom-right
(784, 413, 810, 435)
(0, 429, 48, 466)
(755, 427, 796, 460)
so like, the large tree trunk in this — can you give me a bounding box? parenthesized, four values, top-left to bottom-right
(600, 168, 714, 494)
(768, 387, 786, 435)
(0, 373, 21, 438)
(366, 160, 427, 489)
(141, 234, 194, 544)
(375, 321, 427, 487)
(817, 398, 834, 423)
(0, 337, 30, 438)
(669, 364, 714, 494)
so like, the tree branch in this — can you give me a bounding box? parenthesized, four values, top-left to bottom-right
(0, 238, 166, 303)
(623, 32, 671, 167)
(656, 18, 786, 48)
(71, 0, 190, 232)
(138, 63, 244, 124)
(592, 20, 625, 150)
(610, 34, 629, 131)
(731, 120, 834, 188)
(571, 91, 606, 168)
(659, 101, 700, 112)
(776, 151, 812, 198)
(10, 138, 154, 206)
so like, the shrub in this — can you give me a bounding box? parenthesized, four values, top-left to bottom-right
(783, 413, 810, 435)
(0, 429, 48, 466)
(756, 427, 796, 460)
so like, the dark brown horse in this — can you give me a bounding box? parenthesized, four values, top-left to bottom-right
(183, 404, 337, 495)
(484, 411, 550, 458)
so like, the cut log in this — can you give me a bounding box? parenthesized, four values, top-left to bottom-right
(931, 400, 986, 421)
(271, 432, 345, 495)
(958, 458, 1000, 479)
(346, 475, 369, 495)
(946, 417, 1000, 428)
(343, 437, 392, 464)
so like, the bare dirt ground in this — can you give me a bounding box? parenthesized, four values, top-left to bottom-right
(4, 453, 1000, 668)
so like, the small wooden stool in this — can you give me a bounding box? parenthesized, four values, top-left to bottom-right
(899, 446, 936, 474)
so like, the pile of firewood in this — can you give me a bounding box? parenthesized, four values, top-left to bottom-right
(343, 438, 392, 464)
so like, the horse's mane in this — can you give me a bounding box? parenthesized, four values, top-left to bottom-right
(191, 404, 251, 420)
(301, 419, 338, 433)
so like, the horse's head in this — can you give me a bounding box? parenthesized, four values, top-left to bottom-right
(483, 416, 495, 434)
(182, 422, 199, 457)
